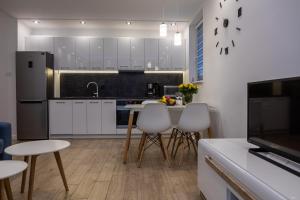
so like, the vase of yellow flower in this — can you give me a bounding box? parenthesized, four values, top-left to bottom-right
(178, 83, 198, 105)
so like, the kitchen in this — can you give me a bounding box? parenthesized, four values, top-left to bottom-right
(16, 24, 188, 140)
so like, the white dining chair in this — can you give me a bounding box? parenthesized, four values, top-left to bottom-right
(172, 103, 211, 164)
(136, 103, 171, 167)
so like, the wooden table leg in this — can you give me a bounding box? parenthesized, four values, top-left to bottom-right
(21, 156, 29, 193)
(0, 180, 3, 200)
(4, 178, 13, 200)
(123, 110, 134, 164)
(54, 151, 69, 191)
(28, 155, 38, 200)
(207, 127, 213, 138)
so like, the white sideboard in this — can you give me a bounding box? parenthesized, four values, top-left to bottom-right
(198, 139, 300, 200)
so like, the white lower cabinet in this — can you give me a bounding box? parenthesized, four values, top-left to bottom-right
(87, 100, 102, 135)
(49, 100, 73, 135)
(72, 100, 87, 134)
(49, 99, 116, 136)
(101, 100, 116, 134)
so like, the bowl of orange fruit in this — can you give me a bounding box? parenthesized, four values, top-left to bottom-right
(159, 96, 176, 106)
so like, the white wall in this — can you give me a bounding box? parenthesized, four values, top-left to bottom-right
(18, 22, 31, 51)
(196, 0, 300, 138)
(0, 11, 17, 135)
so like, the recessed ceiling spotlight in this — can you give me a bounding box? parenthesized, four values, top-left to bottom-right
(126, 21, 132, 25)
(33, 20, 40, 24)
(80, 20, 86, 25)
(171, 22, 176, 27)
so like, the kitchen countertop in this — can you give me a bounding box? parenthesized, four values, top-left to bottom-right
(49, 97, 160, 100)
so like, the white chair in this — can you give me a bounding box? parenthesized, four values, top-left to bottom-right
(136, 103, 171, 167)
(171, 103, 211, 164)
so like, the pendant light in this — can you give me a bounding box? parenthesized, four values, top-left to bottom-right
(160, 23, 168, 37)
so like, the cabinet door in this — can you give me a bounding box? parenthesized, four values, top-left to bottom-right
(145, 39, 159, 71)
(87, 100, 102, 135)
(171, 40, 186, 70)
(49, 100, 72, 135)
(131, 38, 145, 70)
(101, 100, 116, 134)
(103, 38, 117, 70)
(25, 36, 54, 53)
(90, 38, 104, 69)
(159, 39, 172, 70)
(118, 38, 131, 70)
(75, 38, 90, 69)
(54, 37, 76, 69)
(72, 100, 87, 134)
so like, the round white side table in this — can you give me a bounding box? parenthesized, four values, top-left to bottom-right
(5, 140, 70, 200)
(0, 160, 27, 200)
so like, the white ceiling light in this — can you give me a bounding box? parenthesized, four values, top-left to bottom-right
(160, 23, 168, 37)
(126, 21, 132, 25)
(171, 22, 176, 27)
(174, 32, 182, 46)
(80, 20, 86, 25)
(33, 20, 40, 24)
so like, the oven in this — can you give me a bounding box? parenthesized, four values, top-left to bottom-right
(116, 100, 143, 129)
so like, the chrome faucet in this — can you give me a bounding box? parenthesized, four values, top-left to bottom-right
(86, 82, 99, 98)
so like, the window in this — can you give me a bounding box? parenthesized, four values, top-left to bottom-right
(196, 22, 204, 81)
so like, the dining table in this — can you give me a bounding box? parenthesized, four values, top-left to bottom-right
(122, 104, 213, 164)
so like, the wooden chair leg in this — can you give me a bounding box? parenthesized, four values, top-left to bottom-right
(179, 135, 187, 166)
(207, 127, 213, 138)
(28, 155, 38, 200)
(186, 133, 191, 150)
(158, 134, 167, 160)
(167, 128, 176, 149)
(3, 179, 13, 200)
(137, 133, 147, 168)
(54, 152, 69, 191)
(21, 156, 29, 193)
(173, 134, 184, 159)
(137, 132, 147, 161)
(158, 134, 171, 167)
(188, 133, 198, 156)
(170, 130, 179, 157)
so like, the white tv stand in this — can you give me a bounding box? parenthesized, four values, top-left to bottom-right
(198, 139, 300, 200)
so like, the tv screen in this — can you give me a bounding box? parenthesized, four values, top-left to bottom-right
(248, 77, 300, 164)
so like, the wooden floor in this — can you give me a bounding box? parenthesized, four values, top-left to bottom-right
(7, 139, 199, 200)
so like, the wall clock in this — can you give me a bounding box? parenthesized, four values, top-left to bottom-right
(214, 0, 242, 55)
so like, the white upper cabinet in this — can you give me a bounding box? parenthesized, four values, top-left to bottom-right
(90, 38, 104, 69)
(103, 38, 118, 70)
(54, 37, 76, 69)
(75, 38, 90, 69)
(25, 36, 54, 53)
(159, 39, 172, 70)
(145, 39, 159, 71)
(117, 38, 131, 70)
(171, 40, 186, 70)
(130, 38, 145, 70)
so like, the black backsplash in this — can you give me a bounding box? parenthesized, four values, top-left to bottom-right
(60, 72, 183, 99)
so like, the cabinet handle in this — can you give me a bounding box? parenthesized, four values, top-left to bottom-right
(119, 66, 128, 68)
(90, 101, 99, 104)
(103, 101, 113, 104)
(204, 156, 257, 200)
(75, 102, 84, 104)
(56, 102, 65, 104)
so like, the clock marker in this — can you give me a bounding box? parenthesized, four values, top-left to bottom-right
(216, 42, 219, 47)
(238, 7, 242, 17)
(236, 27, 241, 31)
(219, 2, 222, 8)
(232, 40, 235, 47)
(216, 17, 219, 21)
(215, 28, 218, 36)
(220, 48, 223, 55)
(225, 47, 229, 55)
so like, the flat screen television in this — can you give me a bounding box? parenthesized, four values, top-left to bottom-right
(248, 77, 300, 176)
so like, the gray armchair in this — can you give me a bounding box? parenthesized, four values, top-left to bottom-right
(0, 122, 12, 160)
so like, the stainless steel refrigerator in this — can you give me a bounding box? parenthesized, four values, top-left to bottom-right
(16, 52, 54, 140)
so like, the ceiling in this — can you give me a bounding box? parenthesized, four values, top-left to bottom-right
(0, 0, 203, 22)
